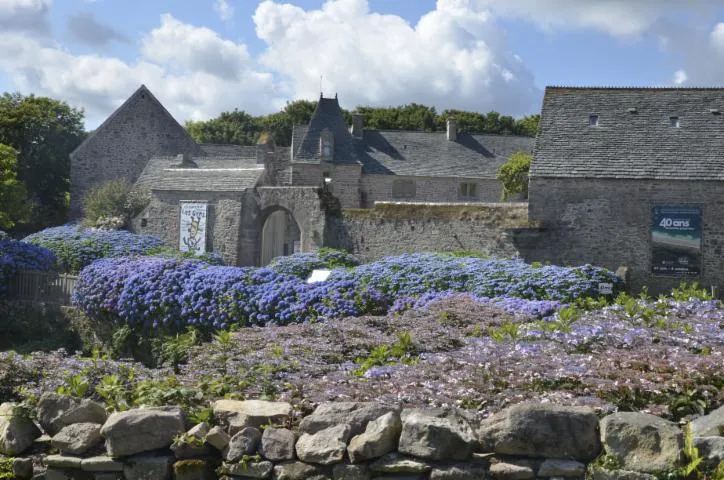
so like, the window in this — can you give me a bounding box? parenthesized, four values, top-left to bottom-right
(589, 115, 599, 127)
(670, 116, 680, 128)
(458, 182, 478, 199)
(392, 179, 416, 199)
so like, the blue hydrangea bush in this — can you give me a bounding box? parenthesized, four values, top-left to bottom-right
(72, 251, 621, 334)
(23, 225, 166, 274)
(268, 248, 360, 278)
(0, 240, 55, 294)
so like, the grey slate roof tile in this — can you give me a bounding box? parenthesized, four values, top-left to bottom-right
(532, 86, 724, 180)
(293, 97, 359, 164)
(356, 131, 534, 178)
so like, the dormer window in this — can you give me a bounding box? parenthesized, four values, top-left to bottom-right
(589, 115, 599, 127)
(320, 128, 334, 162)
(669, 116, 680, 128)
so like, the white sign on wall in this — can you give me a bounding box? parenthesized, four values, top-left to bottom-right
(179, 202, 207, 254)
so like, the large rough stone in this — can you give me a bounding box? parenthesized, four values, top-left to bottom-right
(170, 438, 213, 459)
(429, 463, 488, 480)
(694, 436, 724, 469)
(397, 409, 475, 461)
(296, 424, 351, 465)
(333, 464, 371, 480)
(100, 407, 185, 458)
(478, 403, 601, 461)
(206, 425, 230, 451)
(273, 461, 327, 480)
(51, 422, 102, 455)
(489, 462, 534, 480)
(369, 453, 431, 473)
(600, 412, 682, 474)
(123, 454, 172, 480)
(538, 459, 586, 477)
(224, 426, 262, 462)
(173, 460, 216, 480)
(12, 457, 33, 479)
(691, 405, 724, 437)
(46, 454, 83, 468)
(263, 427, 296, 461)
(80, 456, 124, 472)
(300, 403, 399, 437)
(0, 403, 41, 455)
(591, 469, 657, 480)
(348, 412, 401, 463)
(213, 400, 292, 434)
(221, 460, 274, 478)
(36, 393, 107, 436)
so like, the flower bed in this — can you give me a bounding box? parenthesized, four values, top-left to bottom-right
(72, 253, 620, 333)
(23, 225, 165, 274)
(0, 240, 55, 295)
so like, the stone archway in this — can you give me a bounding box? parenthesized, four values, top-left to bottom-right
(238, 187, 327, 267)
(260, 207, 302, 265)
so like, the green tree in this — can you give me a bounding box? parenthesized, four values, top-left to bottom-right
(0, 93, 85, 230)
(357, 104, 437, 131)
(185, 109, 261, 146)
(0, 144, 31, 230)
(515, 114, 540, 137)
(497, 151, 532, 200)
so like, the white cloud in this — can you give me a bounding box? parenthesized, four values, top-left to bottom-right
(673, 69, 687, 85)
(141, 14, 251, 81)
(253, 0, 540, 116)
(0, 0, 52, 34)
(0, 15, 285, 127)
(214, 0, 234, 21)
(471, 0, 714, 38)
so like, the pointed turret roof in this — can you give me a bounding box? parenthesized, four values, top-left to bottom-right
(293, 94, 359, 164)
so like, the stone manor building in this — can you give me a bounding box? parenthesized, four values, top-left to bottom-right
(70, 85, 533, 266)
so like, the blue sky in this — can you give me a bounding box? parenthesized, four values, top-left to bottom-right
(2, 0, 723, 128)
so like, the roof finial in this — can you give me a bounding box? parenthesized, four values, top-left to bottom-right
(320, 74, 323, 97)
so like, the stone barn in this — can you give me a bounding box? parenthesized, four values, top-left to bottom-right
(529, 86, 724, 293)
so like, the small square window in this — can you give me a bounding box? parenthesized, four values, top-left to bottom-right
(458, 182, 478, 199)
(670, 116, 680, 128)
(392, 179, 415, 199)
(589, 115, 599, 127)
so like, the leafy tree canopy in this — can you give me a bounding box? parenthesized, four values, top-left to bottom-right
(185, 100, 540, 147)
(0, 93, 85, 230)
(497, 151, 532, 201)
(0, 144, 31, 230)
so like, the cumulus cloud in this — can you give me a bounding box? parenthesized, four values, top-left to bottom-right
(253, 0, 540, 116)
(0, 0, 52, 35)
(0, 15, 285, 127)
(472, 0, 714, 38)
(214, 0, 234, 21)
(67, 12, 129, 46)
(141, 14, 253, 81)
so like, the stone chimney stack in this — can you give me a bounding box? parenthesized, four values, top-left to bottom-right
(351, 113, 365, 139)
(446, 116, 457, 141)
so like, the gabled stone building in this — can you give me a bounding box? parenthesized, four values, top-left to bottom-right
(529, 86, 724, 292)
(70, 85, 533, 266)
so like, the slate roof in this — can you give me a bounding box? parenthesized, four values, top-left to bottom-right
(293, 96, 359, 164)
(135, 153, 264, 192)
(532, 86, 724, 180)
(356, 131, 534, 178)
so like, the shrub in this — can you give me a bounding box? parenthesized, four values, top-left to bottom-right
(268, 248, 360, 278)
(82, 180, 150, 230)
(23, 225, 165, 273)
(0, 240, 55, 294)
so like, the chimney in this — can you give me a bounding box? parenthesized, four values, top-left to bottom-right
(351, 113, 364, 139)
(446, 116, 457, 141)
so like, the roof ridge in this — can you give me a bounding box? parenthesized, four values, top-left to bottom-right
(547, 85, 724, 91)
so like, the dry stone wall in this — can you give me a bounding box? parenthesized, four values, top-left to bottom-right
(4, 396, 722, 480)
(327, 202, 532, 262)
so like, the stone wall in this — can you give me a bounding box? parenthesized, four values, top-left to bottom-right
(69, 88, 199, 219)
(131, 190, 244, 266)
(528, 177, 724, 293)
(360, 175, 505, 206)
(327, 202, 531, 261)
(3, 396, 722, 480)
